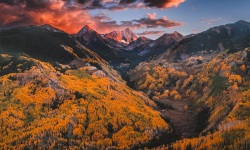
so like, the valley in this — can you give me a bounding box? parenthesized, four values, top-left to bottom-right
(160, 98, 197, 138)
(0, 20, 250, 149)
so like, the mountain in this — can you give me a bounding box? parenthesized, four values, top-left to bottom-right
(154, 31, 184, 46)
(76, 25, 101, 45)
(126, 31, 184, 61)
(0, 25, 79, 64)
(170, 31, 184, 42)
(75, 26, 184, 74)
(1, 20, 250, 149)
(125, 36, 153, 51)
(0, 25, 123, 82)
(130, 20, 250, 102)
(104, 28, 138, 44)
(0, 25, 172, 149)
(75, 25, 128, 67)
(77, 25, 94, 36)
(184, 33, 196, 39)
(172, 20, 250, 57)
(129, 20, 250, 149)
(40, 24, 64, 33)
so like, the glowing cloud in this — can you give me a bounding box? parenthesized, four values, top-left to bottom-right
(0, 0, 185, 33)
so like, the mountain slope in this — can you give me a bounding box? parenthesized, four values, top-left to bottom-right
(129, 20, 250, 149)
(0, 26, 172, 149)
(0, 25, 123, 82)
(173, 20, 250, 56)
(125, 37, 153, 51)
(40, 24, 65, 33)
(119, 31, 184, 68)
(159, 49, 250, 150)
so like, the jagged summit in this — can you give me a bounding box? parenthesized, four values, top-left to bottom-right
(77, 25, 95, 36)
(104, 28, 138, 44)
(170, 31, 184, 42)
(157, 31, 184, 43)
(235, 20, 250, 25)
(138, 36, 150, 40)
(40, 24, 64, 33)
(124, 28, 132, 32)
(171, 31, 182, 36)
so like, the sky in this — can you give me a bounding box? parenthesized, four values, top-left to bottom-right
(0, 0, 249, 39)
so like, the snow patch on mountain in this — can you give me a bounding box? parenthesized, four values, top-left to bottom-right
(77, 25, 94, 36)
(104, 28, 138, 44)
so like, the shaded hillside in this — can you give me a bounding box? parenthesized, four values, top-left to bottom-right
(119, 32, 183, 69)
(130, 45, 250, 148)
(0, 25, 123, 82)
(157, 49, 250, 150)
(173, 20, 250, 56)
(0, 26, 79, 64)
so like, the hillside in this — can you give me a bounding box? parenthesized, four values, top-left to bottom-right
(158, 49, 250, 149)
(172, 20, 250, 57)
(129, 21, 250, 149)
(0, 26, 172, 149)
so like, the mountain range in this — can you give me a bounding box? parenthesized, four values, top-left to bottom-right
(0, 20, 250, 149)
(75, 25, 185, 83)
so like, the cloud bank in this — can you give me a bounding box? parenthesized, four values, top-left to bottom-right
(137, 30, 165, 36)
(0, 0, 185, 34)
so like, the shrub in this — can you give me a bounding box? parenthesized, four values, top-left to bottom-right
(209, 75, 230, 96)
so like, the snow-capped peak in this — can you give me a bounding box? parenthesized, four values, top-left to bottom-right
(77, 25, 94, 36)
(104, 28, 138, 44)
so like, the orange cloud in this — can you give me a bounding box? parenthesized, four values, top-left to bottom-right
(0, 0, 185, 34)
(144, 0, 185, 8)
(164, 0, 186, 8)
(137, 31, 165, 36)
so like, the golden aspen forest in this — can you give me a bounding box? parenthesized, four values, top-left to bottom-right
(0, 52, 170, 149)
(130, 48, 250, 149)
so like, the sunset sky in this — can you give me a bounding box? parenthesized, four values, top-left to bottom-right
(0, 0, 249, 39)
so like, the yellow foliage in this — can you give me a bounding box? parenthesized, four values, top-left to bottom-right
(0, 56, 170, 149)
(182, 75, 193, 89)
(219, 62, 231, 77)
(148, 83, 156, 90)
(161, 91, 169, 99)
(243, 89, 250, 101)
(229, 74, 242, 84)
(186, 89, 191, 97)
(190, 91, 197, 99)
(170, 90, 179, 97)
(138, 83, 148, 90)
(157, 83, 163, 89)
(184, 105, 189, 110)
(73, 127, 83, 138)
(174, 94, 182, 100)
(240, 64, 246, 72)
